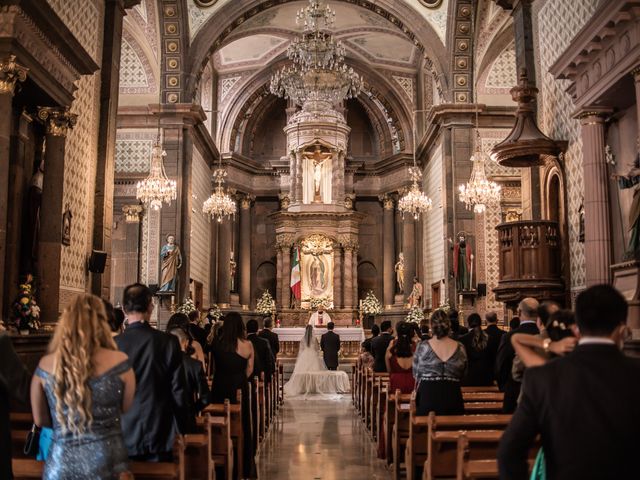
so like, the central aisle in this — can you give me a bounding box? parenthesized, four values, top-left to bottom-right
(257, 395, 392, 479)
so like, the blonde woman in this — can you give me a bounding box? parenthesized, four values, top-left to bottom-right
(30, 294, 136, 479)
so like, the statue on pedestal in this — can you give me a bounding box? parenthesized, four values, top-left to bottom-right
(453, 232, 473, 291)
(613, 147, 640, 256)
(230, 252, 237, 291)
(394, 252, 405, 293)
(302, 145, 332, 203)
(407, 277, 423, 308)
(160, 234, 182, 292)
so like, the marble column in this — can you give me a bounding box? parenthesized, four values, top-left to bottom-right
(275, 247, 283, 308)
(381, 195, 395, 307)
(576, 108, 613, 286)
(0, 56, 26, 317)
(352, 245, 358, 310)
(343, 246, 353, 308)
(333, 245, 343, 308)
(634, 68, 640, 136)
(37, 107, 77, 323)
(281, 245, 291, 309)
(403, 215, 417, 302)
(91, 0, 126, 299)
(238, 195, 253, 308)
(217, 217, 232, 307)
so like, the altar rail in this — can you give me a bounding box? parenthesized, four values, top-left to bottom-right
(278, 340, 361, 358)
(493, 220, 565, 307)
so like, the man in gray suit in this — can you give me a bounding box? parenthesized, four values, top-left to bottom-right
(320, 322, 341, 370)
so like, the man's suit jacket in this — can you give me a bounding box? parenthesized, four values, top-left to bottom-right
(495, 321, 539, 412)
(371, 333, 394, 372)
(485, 324, 505, 379)
(0, 333, 30, 480)
(189, 323, 208, 352)
(248, 333, 275, 381)
(362, 334, 376, 353)
(320, 331, 341, 369)
(498, 343, 640, 480)
(259, 328, 280, 357)
(115, 322, 193, 456)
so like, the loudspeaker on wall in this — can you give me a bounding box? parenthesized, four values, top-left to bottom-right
(88, 250, 107, 274)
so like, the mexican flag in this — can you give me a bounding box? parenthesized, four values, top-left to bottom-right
(290, 247, 301, 300)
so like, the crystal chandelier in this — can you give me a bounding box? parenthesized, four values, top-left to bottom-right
(398, 166, 433, 220)
(458, 131, 501, 214)
(270, 0, 362, 106)
(136, 139, 177, 211)
(203, 166, 236, 223)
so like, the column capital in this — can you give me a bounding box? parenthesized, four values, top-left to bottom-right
(0, 55, 28, 95)
(239, 194, 255, 210)
(378, 193, 395, 210)
(275, 233, 294, 250)
(573, 106, 614, 123)
(122, 204, 144, 223)
(278, 193, 290, 210)
(37, 107, 78, 137)
(631, 64, 640, 79)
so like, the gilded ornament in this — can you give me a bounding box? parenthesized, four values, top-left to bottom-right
(0, 55, 28, 95)
(167, 92, 178, 103)
(164, 6, 176, 16)
(168, 76, 179, 87)
(37, 107, 77, 137)
(456, 57, 468, 69)
(166, 24, 177, 34)
(122, 205, 143, 223)
(167, 41, 178, 53)
(301, 234, 334, 256)
(168, 59, 179, 69)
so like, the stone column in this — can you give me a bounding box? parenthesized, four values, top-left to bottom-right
(634, 68, 640, 135)
(0, 55, 27, 317)
(403, 215, 417, 302)
(281, 245, 291, 309)
(238, 195, 254, 308)
(294, 151, 303, 204)
(576, 108, 613, 286)
(333, 245, 342, 308)
(343, 245, 353, 308)
(217, 217, 232, 307)
(275, 247, 283, 308)
(37, 107, 77, 323)
(352, 244, 359, 310)
(91, 0, 126, 299)
(380, 195, 395, 307)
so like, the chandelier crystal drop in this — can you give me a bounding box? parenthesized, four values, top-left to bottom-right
(136, 141, 177, 211)
(458, 134, 501, 213)
(203, 168, 236, 223)
(398, 167, 433, 220)
(270, 0, 362, 107)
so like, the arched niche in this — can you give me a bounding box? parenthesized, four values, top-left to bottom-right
(256, 261, 277, 300)
(357, 260, 379, 304)
(346, 98, 377, 160)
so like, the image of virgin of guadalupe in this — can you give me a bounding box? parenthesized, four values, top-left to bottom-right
(309, 255, 326, 295)
(160, 234, 183, 292)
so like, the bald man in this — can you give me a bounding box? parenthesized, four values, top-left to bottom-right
(495, 297, 540, 413)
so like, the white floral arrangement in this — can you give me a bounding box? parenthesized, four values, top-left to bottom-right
(304, 296, 332, 311)
(406, 305, 425, 323)
(256, 290, 276, 316)
(177, 298, 197, 316)
(361, 290, 382, 316)
(207, 304, 223, 322)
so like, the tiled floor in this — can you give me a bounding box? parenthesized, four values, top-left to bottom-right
(256, 395, 392, 480)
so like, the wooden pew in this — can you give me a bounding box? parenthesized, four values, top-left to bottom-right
(464, 402, 504, 414)
(129, 434, 187, 480)
(11, 459, 43, 479)
(376, 379, 389, 452)
(392, 391, 413, 480)
(461, 386, 499, 393)
(462, 392, 504, 403)
(385, 390, 412, 466)
(277, 361, 284, 406)
(198, 404, 232, 480)
(369, 374, 387, 439)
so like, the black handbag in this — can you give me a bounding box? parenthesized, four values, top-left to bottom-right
(23, 424, 41, 457)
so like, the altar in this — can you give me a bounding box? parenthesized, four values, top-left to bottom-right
(273, 327, 365, 358)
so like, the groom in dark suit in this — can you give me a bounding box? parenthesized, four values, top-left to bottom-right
(320, 322, 340, 370)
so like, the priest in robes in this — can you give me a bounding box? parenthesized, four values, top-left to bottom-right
(308, 306, 331, 326)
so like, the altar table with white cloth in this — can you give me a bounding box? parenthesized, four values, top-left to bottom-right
(273, 327, 365, 343)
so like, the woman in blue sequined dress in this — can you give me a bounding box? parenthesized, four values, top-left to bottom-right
(30, 294, 136, 479)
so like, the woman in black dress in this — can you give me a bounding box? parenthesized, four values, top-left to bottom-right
(459, 313, 494, 386)
(210, 312, 255, 478)
(413, 310, 467, 416)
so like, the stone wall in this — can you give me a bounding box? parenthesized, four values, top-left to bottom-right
(190, 147, 212, 307)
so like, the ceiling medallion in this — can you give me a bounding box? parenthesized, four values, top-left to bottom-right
(194, 0, 219, 7)
(270, 0, 362, 108)
(419, 0, 444, 8)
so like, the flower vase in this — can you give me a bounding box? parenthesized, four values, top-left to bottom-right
(19, 329, 30, 336)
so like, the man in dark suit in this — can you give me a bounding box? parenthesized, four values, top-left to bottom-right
(498, 285, 640, 480)
(371, 320, 394, 372)
(259, 317, 280, 358)
(320, 322, 341, 370)
(0, 332, 30, 480)
(116, 283, 193, 461)
(188, 310, 208, 352)
(495, 297, 539, 413)
(485, 311, 504, 379)
(247, 319, 275, 382)
(361, 324, 380, 353)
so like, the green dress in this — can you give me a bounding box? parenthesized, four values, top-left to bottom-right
(530, 449, 546, 480)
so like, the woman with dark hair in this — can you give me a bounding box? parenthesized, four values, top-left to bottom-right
(209, 312, 256, 477)
(102, 299, 125, 336)
(385, 322, 416, 393)
(459, 313, 493, 386)
(412, 310, 467, 416)
(449, 309, 468, 340)
(166, 313, 205, 367)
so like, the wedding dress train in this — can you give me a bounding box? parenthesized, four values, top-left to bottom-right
(283, 326, 350, 396)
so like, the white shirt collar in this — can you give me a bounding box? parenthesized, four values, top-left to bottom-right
(519, 319, 536, 325)
(578, 337, 615, 346)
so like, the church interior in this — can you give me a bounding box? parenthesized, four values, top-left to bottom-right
(2, 0, 640, 479)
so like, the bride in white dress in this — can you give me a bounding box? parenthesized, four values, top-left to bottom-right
(283, 325, 350, 396)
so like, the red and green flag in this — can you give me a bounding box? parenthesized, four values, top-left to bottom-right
(290, 247, 301, 299)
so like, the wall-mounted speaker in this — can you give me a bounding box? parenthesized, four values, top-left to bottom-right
(477, 283, 487, 296)
(88, 250, 107, 274)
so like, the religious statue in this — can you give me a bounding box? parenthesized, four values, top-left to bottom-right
(453, 232, 473, 291)
(309, 255, 326, 295)
(394, 252, 405, 293)
(160, 234, 183, 292)
(407, 277, 423, 308)
(24, 155, 44, 269)
(230, 252, 237, 291)
(302, 145, 332, 203)
(613, 147, 640, 257)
